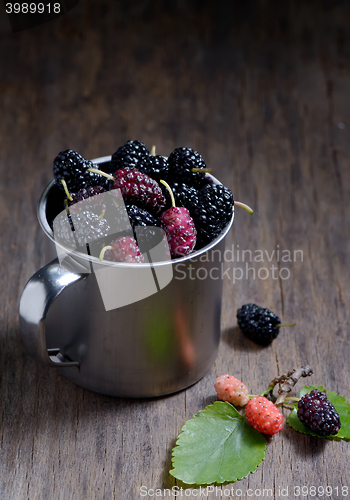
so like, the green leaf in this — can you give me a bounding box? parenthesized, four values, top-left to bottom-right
(326, 392, 350, 441)
(299, 385, 327, 398)
(170, 401, 266, 485)
(287, 385, 350, 441)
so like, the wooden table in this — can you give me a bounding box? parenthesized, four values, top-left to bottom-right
(0, 1, 349, 498)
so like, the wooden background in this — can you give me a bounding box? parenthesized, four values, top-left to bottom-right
(0, 1, 349, 498)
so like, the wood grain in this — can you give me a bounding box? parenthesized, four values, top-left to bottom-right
(0, 1, 349, 498)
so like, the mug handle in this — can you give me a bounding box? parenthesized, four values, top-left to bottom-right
(19, 258, 86, 368)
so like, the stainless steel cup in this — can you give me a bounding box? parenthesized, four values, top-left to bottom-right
(19, 156, 234, 397)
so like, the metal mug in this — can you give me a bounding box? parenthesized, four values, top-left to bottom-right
(19, 156, 234, 398)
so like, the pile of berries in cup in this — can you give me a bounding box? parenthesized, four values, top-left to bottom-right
(52, 141, 252, 262)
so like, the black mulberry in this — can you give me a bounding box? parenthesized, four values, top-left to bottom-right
(236, 303, 281, 345)
(297, 390, 341, 436)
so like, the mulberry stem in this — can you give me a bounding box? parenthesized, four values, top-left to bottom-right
(160, 179, 176, 207)
(191, 167, 212, 173)
(98, 208, 106, 221)
(64, 198, 70, 215)
(234, 201, 254, 215)
(61, 179, 73, 201)
(87, 167, 115, 181)
(260, 385, 275, 398)
(99, 245, 113, 261)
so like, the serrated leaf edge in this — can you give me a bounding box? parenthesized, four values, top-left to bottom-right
(169, 466, 264, 486)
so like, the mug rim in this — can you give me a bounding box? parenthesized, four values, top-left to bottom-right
(38, 155, 235, 268)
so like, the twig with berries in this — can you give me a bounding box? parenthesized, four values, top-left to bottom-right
(170, 366, 350, 486)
